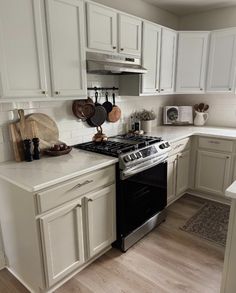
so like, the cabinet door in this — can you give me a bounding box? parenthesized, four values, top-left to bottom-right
(85, 185, 116, 258)
(87, 3, 117, 53)
(167, 154, 177, 203)
(207, 28, 236, 93)
(160, 28, 177, 94)
(195, 150, 232, 196)
(46, 0, 87, 97)
(40, 199, 84, 287)
(176, 151, 190, 196)
(176, 32, 209, 93)
(141, 22, 161, 94)
(119, 14, 142, 56)
(0, 0, 49, 98)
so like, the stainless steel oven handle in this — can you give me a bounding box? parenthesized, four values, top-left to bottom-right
(122, 154, 168, 178)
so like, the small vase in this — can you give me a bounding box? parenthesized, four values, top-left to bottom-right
(141, 120, 152, 133)
(194, 111, 209, 126)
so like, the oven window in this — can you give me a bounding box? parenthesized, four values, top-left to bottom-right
(120, 162, 167, 236)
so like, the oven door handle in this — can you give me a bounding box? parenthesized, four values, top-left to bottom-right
(122, 154, 168, 179)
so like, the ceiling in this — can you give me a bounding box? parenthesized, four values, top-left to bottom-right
(143, 0, 236, 16)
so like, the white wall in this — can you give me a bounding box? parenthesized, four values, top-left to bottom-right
(92, 0, 180, 29)
(180, 6, 236, 30)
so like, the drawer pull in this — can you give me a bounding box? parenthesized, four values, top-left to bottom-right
(88, 198, 93, 202)
(208, 140, 220, 144)
(76, 203, 82, 208)
(70, 180, 93, 191)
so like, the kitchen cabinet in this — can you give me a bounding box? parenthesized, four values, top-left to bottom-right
(176, 150, 190, 195)
(119, 14, 142, 56)
(86, 3, 142, 57)
(195, 150, 232, 196)
(159, 28, 177, 94)
(86, 2, 117, 53)
(46, 0, 87, 97)
(141, 24, 177, 95)
(176, 32, 209, 93)
(85, 185, 116, 258)
(0, 0, 50, 98)
(207, 28, 236, 93)
(40, 198, 84, 287)
(141, 22, 161, 94)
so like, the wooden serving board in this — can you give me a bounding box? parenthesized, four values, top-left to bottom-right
(9, 111, 60, 162)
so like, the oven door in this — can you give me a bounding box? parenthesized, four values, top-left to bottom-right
(117, 159, 167, 237)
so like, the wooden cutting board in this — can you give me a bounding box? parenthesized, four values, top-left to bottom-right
(9, 110, 60, 162)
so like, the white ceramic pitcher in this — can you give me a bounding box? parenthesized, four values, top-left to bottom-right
(194, 111, 209, 126)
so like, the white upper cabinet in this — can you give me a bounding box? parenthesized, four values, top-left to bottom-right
(207, 28, 236, 93)
(46, 0, 87, 97)
(176, 32, 209, 93)
(141, 22, 161, 94)
(86, 3, 117, 53)
(159, 28, 177, 94)
(118, 14, 142, 56)
(0, 0, 50, 98)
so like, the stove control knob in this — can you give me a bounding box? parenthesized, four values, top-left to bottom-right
(159, 143, 166, 149)
(130, 153, 137, 160)
(123, 155, 131, 163)
(136, 152, 142, 159)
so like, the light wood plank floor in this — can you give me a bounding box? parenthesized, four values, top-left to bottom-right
(0, 195, 225, 293)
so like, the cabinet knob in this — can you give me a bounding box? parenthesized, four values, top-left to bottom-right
(161, 89, 164, 91)
(200, 88, 203, 91)
(229, 88, 232, 91)
(76, 204, 82, 208)
(120, 48, 124, 51)
(113, 46, 116, 49)
(88, 198, 93, 202)
(156, 89, 159, 92)
(55, 91, 60, 95)
(42, 91, 47, 95)
(226, 156, 230, 159)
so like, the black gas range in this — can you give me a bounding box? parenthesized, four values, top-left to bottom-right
(74, 134, 171, 251)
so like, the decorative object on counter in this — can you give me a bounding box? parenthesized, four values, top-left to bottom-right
(107, 92, 121, 123)
(102, 91, 113, 114)
(44, 143, 72, 156)
(193, 103, 209, 126)
(92, 126, 108, 143)
(163, 106, 193, 125)
(72, 97, 95, 120)
(87, 91, 107, 127)
(136, 109, 156, 133)
(32, 137, 40, 160)
(23, 139, 33, 162)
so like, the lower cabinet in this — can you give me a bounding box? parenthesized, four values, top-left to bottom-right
(40, 183, 116, 288)
(195, 150, 232, 196)
(167, 150, 190, 203)
(40, 198, 84, 287)
(85, 185, 116, 258)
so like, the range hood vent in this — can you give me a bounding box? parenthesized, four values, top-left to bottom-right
(86, 52, 147, 75)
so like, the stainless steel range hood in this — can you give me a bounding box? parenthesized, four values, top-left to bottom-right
(86, 52, 147, 74)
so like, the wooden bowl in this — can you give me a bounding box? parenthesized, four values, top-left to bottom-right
(44, 146, 72, 156)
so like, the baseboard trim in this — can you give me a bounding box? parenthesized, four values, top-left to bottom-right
(7, 267, 36, 293)
(187, 189, 231, 205)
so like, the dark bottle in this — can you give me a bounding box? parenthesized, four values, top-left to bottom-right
(23, 139, 33, 162)
(32, 137, 40, 160)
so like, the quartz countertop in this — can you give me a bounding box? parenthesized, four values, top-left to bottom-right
(1, 125, 236, 193)
(0, 149, 118, 192)
(226, 181, 236, 199)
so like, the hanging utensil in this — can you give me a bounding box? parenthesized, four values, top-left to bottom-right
(87, 92, 107, 127)
(92, 126, 108, 143)
(108, 92, 121, 123)
(72, 97, 95, 120)
(102, 91, 113, 114)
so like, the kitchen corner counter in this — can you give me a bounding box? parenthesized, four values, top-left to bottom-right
(150, 125, 236, 143)
(226, 181, 236, 199)
(0, 149, 118, 192)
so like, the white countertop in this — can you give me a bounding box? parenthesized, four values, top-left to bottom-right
(1, 125, 236, 193)
(226, 181, 236, 200)
(0, 149, 118, 192)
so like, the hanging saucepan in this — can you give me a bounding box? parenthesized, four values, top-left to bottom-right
(102, 91, 113, 114)
(108, 92, 121, 123)
(72, 97, 95, 120)
(87, 92, 107, 127)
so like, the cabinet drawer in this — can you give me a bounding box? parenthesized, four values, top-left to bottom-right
(199, 137, 233, 152)
(36, 165, 115, 213)
(169, 138, 191, 156)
